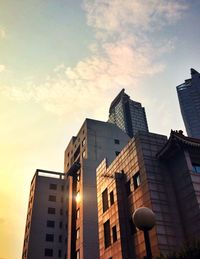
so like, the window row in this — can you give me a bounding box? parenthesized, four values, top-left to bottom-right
(44, 248, 62, 257)
(46, 220, 67, 229)
(126, 171, 141, 196)
(49, 183, 64, 191)
(47, 207, 66, 215)
(45, 234, 63, 243)
(48, 195, 64, 203)
(103, 220, 117, 248)
(102, 189, 114, 213)
(192, 163, 200, 174)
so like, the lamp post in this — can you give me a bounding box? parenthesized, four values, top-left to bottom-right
(132, 207, 156, 259)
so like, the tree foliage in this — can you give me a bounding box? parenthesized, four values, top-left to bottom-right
(156, 240, 200, 259)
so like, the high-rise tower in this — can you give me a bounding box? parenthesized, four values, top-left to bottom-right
(177, 68, 200, 138)
(64, 119, 130, 259)
(108, 89, 149, 138)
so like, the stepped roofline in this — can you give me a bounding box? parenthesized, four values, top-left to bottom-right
(109, 89, 128, 113)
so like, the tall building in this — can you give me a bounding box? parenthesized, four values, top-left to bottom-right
(108, 89, 149, 138)
(22, 169, 66, 259)
(64, 119, 130, 259)
(177, 68, 200, 138)
(96, 130, 200, 259)
(22, 119, 130, 259)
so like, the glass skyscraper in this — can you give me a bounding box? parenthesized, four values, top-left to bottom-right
(108, 89, 149, 138)
(177, 68, 200, 138)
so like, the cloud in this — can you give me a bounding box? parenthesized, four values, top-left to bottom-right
(0, 28, 6, 39)
(83, 0, 187, 34)
(0, 0, 188, 118)
(0, 65, 6, 73)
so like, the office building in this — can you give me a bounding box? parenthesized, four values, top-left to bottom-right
(177, 68, 200, 138)
(22, 170, 66, 259)
(22, 119, 130, 259)
(96, 130, 200, 259)
(108, 89, 149, 138)
(64, 119, 130, 259)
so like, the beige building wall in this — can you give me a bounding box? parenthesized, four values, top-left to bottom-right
(97, 131, 200, 259)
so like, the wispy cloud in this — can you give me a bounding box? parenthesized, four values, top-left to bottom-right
(0, 0, 188, 117)
(83, 0, 187, 34)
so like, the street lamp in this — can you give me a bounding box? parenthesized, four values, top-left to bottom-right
(132, 207, 156, 259)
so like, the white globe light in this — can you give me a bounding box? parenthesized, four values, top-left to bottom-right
(132, 207, 155, 231)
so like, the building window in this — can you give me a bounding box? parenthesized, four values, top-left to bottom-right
(192, 164, 200, 173)
(76, 228, 80, 239)
(125, 180, 131, 196)
(46, 234, 54, 242)
(76, 250, 80, 259)
(76, 208, 80, 219)
(82, 150, 86, 158)
(46, 220, 55, 228)
(48, 195, 56, 202)
(110, 191, 114, 206)
(114, 139, 120, 144)
(74, 146, 80, 161)
(58, 250, 62, 258)
(82, 138, 86, 147)
(60, 209, 63, 215)
(61, 197, 63, 203)
(115, 151, 120, 156)
(44, 248, 53, 257)
(59, 235, 62, 243)
(112, 225, 117, 243)
(49, 184, 57, 190)
(61, 185, 64, 191)
(133, 172, 141, 190)
(103, 220, 111, 248)
(59, 221, 63, 228)
(48, 207, 56, 214)
(102, 188, 109, 213)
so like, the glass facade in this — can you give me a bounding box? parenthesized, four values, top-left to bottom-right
(177, 68, 200, 138)
(108, 89, 149, 138)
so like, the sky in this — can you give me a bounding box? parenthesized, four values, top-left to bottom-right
(0, 0, 200, 258)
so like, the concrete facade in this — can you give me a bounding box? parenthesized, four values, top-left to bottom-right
(96, 130, 200, 259)
(22, 170, 66, 259)
(177, 68, 200, 138)
(64, 119, 130, 259)
(108, 89, 149, 138)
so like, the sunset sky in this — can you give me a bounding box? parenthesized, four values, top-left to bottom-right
(0, 1, 200, 258)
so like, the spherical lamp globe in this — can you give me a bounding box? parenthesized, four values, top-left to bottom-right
(132, 207, 155, 231)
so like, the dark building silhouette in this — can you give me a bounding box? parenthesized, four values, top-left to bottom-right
(108, 89, 149, 138)
(177, 68, 200, 138)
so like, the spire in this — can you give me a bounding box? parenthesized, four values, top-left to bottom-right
(191, 68, 199, 75)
